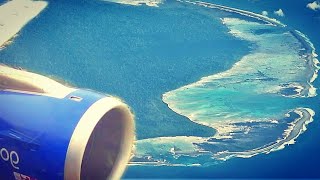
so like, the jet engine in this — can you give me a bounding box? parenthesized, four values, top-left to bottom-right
(0, 65, 135, 180)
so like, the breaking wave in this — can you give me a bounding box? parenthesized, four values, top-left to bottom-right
(102, 0, 163, 7)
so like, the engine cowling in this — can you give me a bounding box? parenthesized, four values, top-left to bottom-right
(0, 65, 135, 180)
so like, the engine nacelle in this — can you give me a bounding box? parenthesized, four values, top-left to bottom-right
(0, 65, 135, 180)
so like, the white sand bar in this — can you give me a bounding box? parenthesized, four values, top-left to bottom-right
(0, 0, 48, 47)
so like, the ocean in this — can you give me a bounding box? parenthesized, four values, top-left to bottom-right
(0, 0, 251, 140)
(0, 0, 319, 178)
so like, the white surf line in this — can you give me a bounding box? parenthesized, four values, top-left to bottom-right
(213, 108, 315, 160)
(181, 0, 319, 97)
(293, 30, 320, 97)
(0, 0, 48, 49)
(102, 0, 163, 7)
(185, 0, 286, 27)
(189, 1, 319, 97)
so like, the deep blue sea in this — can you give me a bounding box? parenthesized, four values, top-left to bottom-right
(0, 0, 319, 178)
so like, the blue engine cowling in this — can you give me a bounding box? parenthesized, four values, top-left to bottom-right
(0, 65, 135, 180)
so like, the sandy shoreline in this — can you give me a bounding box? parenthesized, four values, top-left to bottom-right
(0, 0, 48, 48)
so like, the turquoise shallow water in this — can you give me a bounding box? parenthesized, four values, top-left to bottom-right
(132, 0, 318, 166)
(0, 0, 319, 178)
